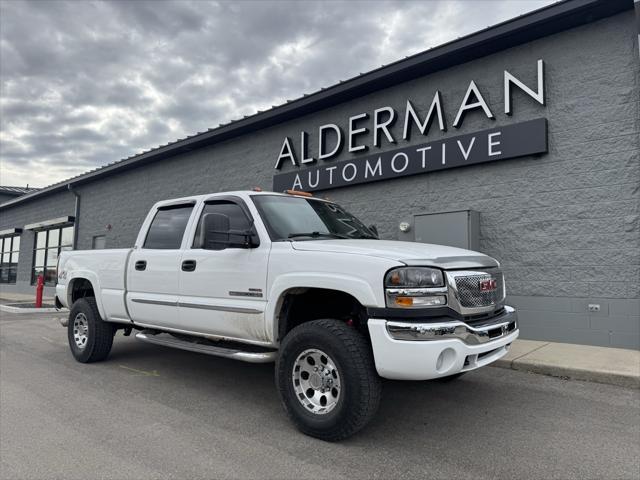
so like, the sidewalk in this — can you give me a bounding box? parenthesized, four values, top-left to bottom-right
(0, 292, 59, 313)
(494, 339, 640, 389)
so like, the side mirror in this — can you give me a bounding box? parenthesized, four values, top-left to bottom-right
(202, 213, 231, 250)
(368, 224, 379, 238)
(201, 213, 259, 250)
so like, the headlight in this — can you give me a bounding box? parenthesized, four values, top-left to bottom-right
(385, 267, 444, 288)
(385, 267, 446, 308)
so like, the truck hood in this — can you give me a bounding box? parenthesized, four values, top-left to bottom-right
(290, 239, 499, 269)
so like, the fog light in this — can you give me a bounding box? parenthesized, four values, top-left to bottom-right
(436, 348, 457, 373)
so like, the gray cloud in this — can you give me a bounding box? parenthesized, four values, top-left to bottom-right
(0, 0, 554, 187)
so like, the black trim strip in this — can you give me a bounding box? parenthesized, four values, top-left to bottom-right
(179, 302, 262, 314)
(367, 306, 460, 320)
(130, 298, 177, 307)
(130, 298, 263, 314)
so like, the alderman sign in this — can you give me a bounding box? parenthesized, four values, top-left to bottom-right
(273, 118, 547, 192)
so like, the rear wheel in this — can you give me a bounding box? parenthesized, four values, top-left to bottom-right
(68, 297, 115, 363)
(276, 319, 381, 441)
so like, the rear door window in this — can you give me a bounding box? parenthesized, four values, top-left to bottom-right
(143, 204, 194, 249)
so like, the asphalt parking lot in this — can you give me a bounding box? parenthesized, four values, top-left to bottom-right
(1, 311, 639, 480)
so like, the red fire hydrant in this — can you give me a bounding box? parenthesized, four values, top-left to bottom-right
(35, 274, 44, 308)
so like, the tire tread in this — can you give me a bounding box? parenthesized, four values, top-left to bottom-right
(68, 297, 114, 363)
(277, 319, 381, 441)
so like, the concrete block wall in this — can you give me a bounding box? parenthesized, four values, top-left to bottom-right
(0, 11, 638, 347)
(509, 295, 640, 349)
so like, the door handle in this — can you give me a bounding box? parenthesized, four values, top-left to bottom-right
(135, 260, 147, 271)
(182, 260, 197, 272)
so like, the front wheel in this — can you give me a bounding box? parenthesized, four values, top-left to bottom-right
(68, 297, 115, 363)
(276, 319, 381, 441)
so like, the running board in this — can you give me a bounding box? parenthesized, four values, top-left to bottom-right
(135, 331, 277, 363)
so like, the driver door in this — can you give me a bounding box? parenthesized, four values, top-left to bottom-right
(178, 198, 270, 343)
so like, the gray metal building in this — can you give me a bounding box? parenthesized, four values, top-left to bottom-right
(1, 0, 638, 348)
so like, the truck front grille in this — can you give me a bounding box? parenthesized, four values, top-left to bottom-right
(454, 272, 504, 308)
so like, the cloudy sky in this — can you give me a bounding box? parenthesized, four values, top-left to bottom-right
(1, 0, 555, 188)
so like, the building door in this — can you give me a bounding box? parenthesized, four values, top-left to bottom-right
(178, 199, 269, 344)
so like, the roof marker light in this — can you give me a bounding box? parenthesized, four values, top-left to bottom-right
(284, 190, 313, 197)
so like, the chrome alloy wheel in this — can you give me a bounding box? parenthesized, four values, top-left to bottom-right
(292, 348, 341, 415)
(72, 312, 89, 350)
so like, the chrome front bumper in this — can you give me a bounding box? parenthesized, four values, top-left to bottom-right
(367, 306, 519, 380)
(386, 306, 517, 345)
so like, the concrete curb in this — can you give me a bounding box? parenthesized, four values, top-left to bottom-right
(0, 304, 65, 314)
(492, 340, 640, 389)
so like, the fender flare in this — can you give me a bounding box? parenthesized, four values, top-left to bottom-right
(266, 272, 379, 342)
(67, 272, 107, 319)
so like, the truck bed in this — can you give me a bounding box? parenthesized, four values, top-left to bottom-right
(58, 248, 132, 321)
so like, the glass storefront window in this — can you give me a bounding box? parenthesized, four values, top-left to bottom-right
(0, 235, 21, 285)
(36, 231, 46, 249)
(48, 229, 60, 248)
(31, 225, 74, 285)
(60, 227, 74, 247)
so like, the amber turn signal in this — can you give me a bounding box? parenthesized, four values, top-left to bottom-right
(394, 296, 414, 307)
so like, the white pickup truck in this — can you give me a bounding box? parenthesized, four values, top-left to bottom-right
(56, 190, 518, 440)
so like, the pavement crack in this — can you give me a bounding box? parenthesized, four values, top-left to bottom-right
(510, 342, 550, 363)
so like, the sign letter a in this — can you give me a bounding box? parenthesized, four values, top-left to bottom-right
(274, 137, 298, 169)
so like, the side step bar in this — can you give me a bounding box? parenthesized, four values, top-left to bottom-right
(135, 331, 277, 363)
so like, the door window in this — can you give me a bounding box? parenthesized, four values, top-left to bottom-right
(143, 204, 194, 249)
(192, 201, 253, 248)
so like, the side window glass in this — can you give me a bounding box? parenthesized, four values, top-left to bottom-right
(193, 201, 252, 248)
(143, 205, 193, 249)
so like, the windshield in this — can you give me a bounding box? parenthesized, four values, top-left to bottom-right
(252, 195, 378, 241)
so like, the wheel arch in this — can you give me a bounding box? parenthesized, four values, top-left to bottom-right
(269, 274, 378, 342)
(67, 274, 107, 319)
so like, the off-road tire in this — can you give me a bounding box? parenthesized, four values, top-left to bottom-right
(68, 297, 115, 363)
(276, 319, 382, 441)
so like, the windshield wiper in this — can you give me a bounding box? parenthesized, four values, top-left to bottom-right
(288, 231, 350, 240)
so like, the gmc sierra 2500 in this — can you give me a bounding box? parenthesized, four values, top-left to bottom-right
(56, 190, 518, 440)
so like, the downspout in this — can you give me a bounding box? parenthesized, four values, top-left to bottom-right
(67, 183, 80, 250)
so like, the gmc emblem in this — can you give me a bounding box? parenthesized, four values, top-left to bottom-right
(479, 278, 498, 292)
